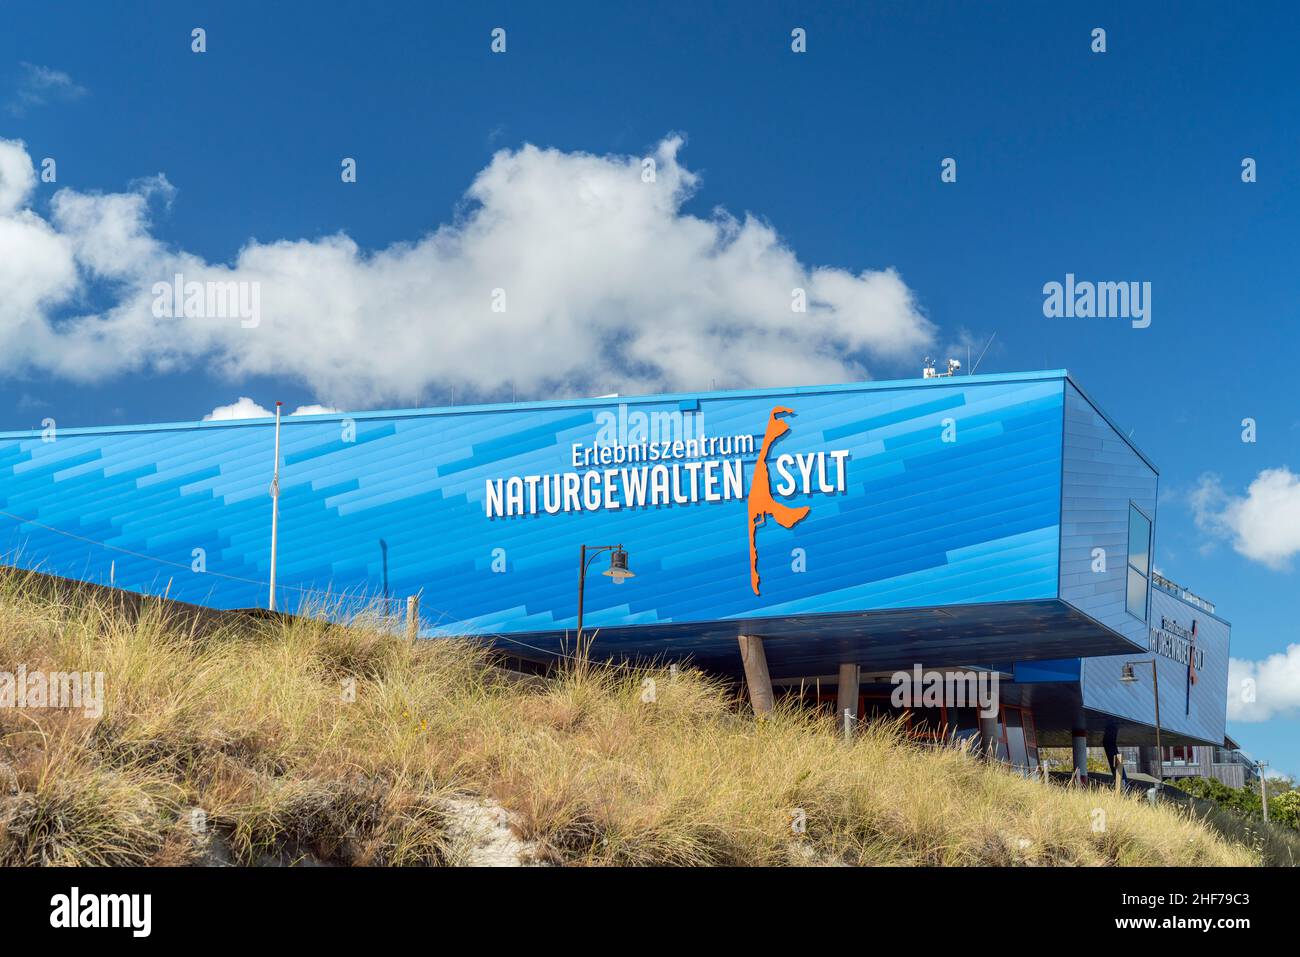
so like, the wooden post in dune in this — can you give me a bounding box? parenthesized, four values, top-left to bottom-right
(737, 634, 774, 716)
(406, 595, 420, 642)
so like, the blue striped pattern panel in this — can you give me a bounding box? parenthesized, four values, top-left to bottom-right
(0, 374, 1068, 640)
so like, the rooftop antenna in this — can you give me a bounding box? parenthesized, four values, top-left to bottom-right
(971, 332, 996, 376)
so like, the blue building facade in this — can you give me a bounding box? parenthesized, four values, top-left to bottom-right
(0, 369, 1229, 753)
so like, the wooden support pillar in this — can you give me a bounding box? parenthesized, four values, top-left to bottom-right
(1072, 730, 1089, 782)
(836, 663, 860, 735)
(737, 635, 774, 716)
(979, 713, 999, 760)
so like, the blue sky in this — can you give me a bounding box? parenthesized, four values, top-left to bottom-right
(1, 1, 1297, 774)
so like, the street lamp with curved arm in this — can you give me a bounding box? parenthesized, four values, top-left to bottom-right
(1121, 659, 1163, 783)
(575, 544, 635, 658)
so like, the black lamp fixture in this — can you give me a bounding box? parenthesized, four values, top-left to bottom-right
(576, 544, 635, 655)
(603, 547, 635, 584)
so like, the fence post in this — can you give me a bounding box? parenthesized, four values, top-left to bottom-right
(406, 595, 419, 641)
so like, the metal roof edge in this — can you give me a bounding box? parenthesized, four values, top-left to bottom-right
(0, 369, 1072, 440)
(1061, 372, 1160, 475)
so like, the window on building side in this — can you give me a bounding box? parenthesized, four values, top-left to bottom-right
(1126, 504, 1152, 621)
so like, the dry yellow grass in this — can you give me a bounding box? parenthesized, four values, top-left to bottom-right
(0, 569, 1286, 866)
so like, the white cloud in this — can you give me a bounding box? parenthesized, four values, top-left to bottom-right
(8, 63, 87, 115)
(203, 398, 341, 421)
(0, 141, 78, 370)
(0, 137, 37, 214)
(0, 135, 935, 408)
(1192, 468, 1300, 569)
(204, 398, 272, 421)
(1228, 644, 1300, 722)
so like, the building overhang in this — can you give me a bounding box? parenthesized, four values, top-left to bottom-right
(475, 598, 1145, 679)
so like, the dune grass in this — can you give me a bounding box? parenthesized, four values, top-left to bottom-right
(0, 569, 1288, 866)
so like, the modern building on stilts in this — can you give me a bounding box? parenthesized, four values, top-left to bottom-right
(0, 369, 1230, 782)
